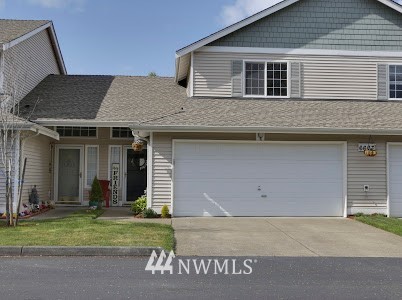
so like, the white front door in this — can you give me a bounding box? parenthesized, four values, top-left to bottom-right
(55, 145, 84, 204)
(173, 141, 346, 217)
(388, 144, 402, 217)
(122, 146, 147, 203)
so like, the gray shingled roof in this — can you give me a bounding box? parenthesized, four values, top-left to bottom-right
(0, 19, 50, 44)
(140, 98, 402, 132)
(20, 74, 402, 133)
(20, 75, 187, 124)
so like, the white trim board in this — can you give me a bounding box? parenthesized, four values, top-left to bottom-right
(176, 0, 402, 58)
(129, 125, 402, 136)
(199, 46, 402, 58)
(146, 132, 153, 209)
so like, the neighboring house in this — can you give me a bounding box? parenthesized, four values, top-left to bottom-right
(11, 0, 402, 217)
(0, 20, 65, 212)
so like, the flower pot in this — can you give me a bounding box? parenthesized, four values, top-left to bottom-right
(89, 200, 98, 207)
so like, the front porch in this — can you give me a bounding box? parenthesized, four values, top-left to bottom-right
(21, 127, 149, 209)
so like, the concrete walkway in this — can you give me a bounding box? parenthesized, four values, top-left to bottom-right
(173, 217, 402, 257)
(29, 207, 79, 220)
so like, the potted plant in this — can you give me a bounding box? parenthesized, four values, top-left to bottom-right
(89, 176, 104, 209)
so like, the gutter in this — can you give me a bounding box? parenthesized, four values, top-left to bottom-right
(128, 124, 402, 136)
(30, 124, 59, 140)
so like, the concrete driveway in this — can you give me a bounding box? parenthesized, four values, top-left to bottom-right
(173, 218, 402, 257)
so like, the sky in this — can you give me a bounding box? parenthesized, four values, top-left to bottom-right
(0, 0, 401, 76)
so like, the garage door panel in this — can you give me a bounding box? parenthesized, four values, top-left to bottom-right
(174, 195, 343, 217)
(175, 180, 343, 195)
(389, 144, 402, 217)
(176, 162, 342, 180)
(173, 142, 345, 217)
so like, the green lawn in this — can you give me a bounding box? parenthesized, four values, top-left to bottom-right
(356, 214, 402, 237)
(0, 210, 174, 250)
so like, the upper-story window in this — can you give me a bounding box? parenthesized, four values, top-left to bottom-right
(56, 126, 97, 137)
(389, 65, 402, 100)
(244, 62, 288, 98)
(112, 127, 132, 138)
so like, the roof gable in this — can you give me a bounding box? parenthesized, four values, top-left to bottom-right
(0, 19, 67, 75)
(0, 19, 49, 44)
(209, 0, 402, 51)
(176, 0, 402, 57)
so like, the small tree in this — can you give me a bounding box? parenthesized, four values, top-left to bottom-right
(0, 50, 38, 226)
(89, 176, 103, 205)
(148, 71, 157, 77)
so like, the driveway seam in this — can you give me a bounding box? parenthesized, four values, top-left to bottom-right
(264, 219, 321, 257)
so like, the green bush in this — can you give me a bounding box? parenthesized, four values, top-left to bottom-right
(161, 205, 170, 218)
(131, 196, 147, 215)
(143, 208, 158, 218)
(89, 176, 103, 202)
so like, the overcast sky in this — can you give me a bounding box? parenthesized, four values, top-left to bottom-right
(0, 0, 400, 76)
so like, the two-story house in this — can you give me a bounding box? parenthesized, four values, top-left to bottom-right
(0, 20, 65, 212)
(12, 0, 402, 218)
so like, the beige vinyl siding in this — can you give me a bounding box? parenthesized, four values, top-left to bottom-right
(152, 133, 402, 214)
(0, 138, 18, 211)
(302, 61, 377, 100)
(192, 51, 402, 100)
(347, 138, 387, 213)
(2, 29, 60, 103)
(55, 127, 131, 202)
(193, 54, 232, 97)
(22, 134, 52, 205)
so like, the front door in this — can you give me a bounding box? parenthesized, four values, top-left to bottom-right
(56, 146, 83, 204)
(124, 148, 147, 202)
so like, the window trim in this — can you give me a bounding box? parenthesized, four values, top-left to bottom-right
(55, 126, 98, 139)
(387, 63, 402, 101)
(242, 60, 290, 99)
(85, 145, 99, 189)
(110, 127, 133, 139)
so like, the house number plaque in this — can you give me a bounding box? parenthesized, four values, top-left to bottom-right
(112, 163, 120, 206)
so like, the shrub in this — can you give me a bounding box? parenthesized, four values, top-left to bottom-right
(143, 208, 158, 218)
(89, 176, 104, 202)
(131, 196, 147, 215)
(161, 205, 170, 218)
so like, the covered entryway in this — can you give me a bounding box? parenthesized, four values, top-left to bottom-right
(388, 143, 402, 217)
(172, 141, 346, 217)
(123, 147, 147, 203)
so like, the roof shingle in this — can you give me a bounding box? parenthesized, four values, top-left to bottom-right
(0, 19, 50, 44)
(20, 74, 402, 133)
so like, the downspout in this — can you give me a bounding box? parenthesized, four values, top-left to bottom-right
(0, 48, 4, 95)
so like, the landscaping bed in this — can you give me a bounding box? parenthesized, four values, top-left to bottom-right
(0, 209, 174, 250)
(355, 214, 402, 237)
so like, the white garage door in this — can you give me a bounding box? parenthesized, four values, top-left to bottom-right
(173, 141, 345, 217)
(388, 144, 402, 217)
